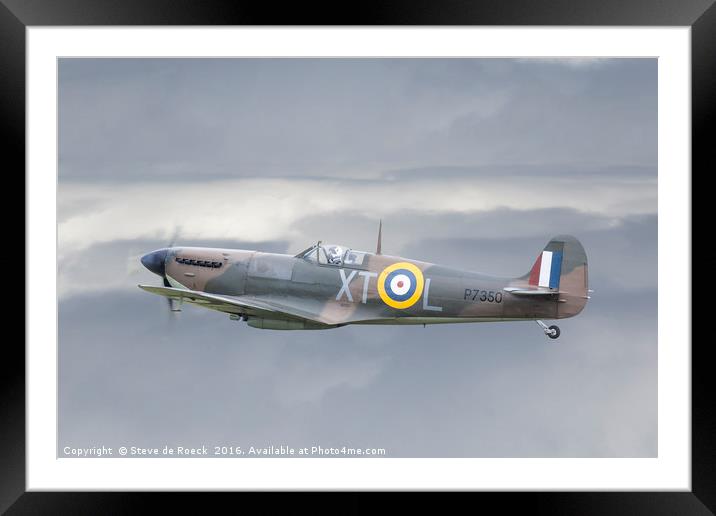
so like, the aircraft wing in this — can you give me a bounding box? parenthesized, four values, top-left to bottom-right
(138, 285, 339, 326)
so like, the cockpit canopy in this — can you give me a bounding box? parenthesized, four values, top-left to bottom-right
(296, 242, 367, 267)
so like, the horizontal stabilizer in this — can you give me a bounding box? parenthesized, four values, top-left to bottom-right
(503, 287, 562, 296)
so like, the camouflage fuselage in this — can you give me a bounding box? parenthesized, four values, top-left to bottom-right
(159, 235, 588, 328)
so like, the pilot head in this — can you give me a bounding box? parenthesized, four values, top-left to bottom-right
(327, 245, 343, 264)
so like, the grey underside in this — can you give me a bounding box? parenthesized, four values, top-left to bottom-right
(139, 284, 541, 329)
(352, 317, 532, 325)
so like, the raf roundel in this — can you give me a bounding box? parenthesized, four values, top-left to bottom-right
(377, 262, 425, 309)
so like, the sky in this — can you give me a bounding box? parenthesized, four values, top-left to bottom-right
(58, 58, 657, 457)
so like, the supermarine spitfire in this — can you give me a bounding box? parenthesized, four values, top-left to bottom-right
(139, 225, 589, 338)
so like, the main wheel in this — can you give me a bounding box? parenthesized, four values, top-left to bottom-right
(547, 325, 560, 339)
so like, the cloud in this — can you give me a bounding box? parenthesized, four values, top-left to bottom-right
(272, 351, 388, 406)
(57, 171, 655, 257)
(59, 286, 656, 457)
(59, 58, 656, 181)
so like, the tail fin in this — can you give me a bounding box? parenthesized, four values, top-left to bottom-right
(528, 246, 564, 289)
(524, 235, 589, 318)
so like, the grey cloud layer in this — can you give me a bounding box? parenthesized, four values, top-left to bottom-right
(59, 58, 656, 180)
(58, 58, 657, 457)
(57, 171, 655, 261)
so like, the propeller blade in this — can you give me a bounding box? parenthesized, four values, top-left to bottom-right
(168, 297, 182, 312)
(168, 226, 181, 249)
(161, 277, 182, 312)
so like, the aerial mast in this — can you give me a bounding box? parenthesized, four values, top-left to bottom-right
(376, 220, 382, 255)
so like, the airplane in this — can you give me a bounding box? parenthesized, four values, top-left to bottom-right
(139, 224, 589, 338)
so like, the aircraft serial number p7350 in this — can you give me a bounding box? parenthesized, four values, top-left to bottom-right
(463, 289, 503, 303)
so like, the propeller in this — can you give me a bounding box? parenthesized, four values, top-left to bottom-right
(167, 226, 181, 249)
(165, 227, 182, 312)
(140, 227, 183, 313)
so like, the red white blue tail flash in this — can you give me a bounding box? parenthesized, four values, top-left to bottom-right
(528, 250, 563, 289)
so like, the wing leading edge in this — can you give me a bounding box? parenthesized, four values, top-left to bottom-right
(138, 284, 339, 326)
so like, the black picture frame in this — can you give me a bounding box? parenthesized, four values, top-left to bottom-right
(5, 0, 709, 512)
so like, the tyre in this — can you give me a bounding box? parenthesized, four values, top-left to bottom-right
(548, 325, 560, 339)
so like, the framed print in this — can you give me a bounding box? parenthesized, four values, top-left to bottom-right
(5, 0, 710, 512)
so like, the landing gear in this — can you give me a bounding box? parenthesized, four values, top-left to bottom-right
(536, 320, 560, 339)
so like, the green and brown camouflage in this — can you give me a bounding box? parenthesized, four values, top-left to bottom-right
(139, 233, 589, 338)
